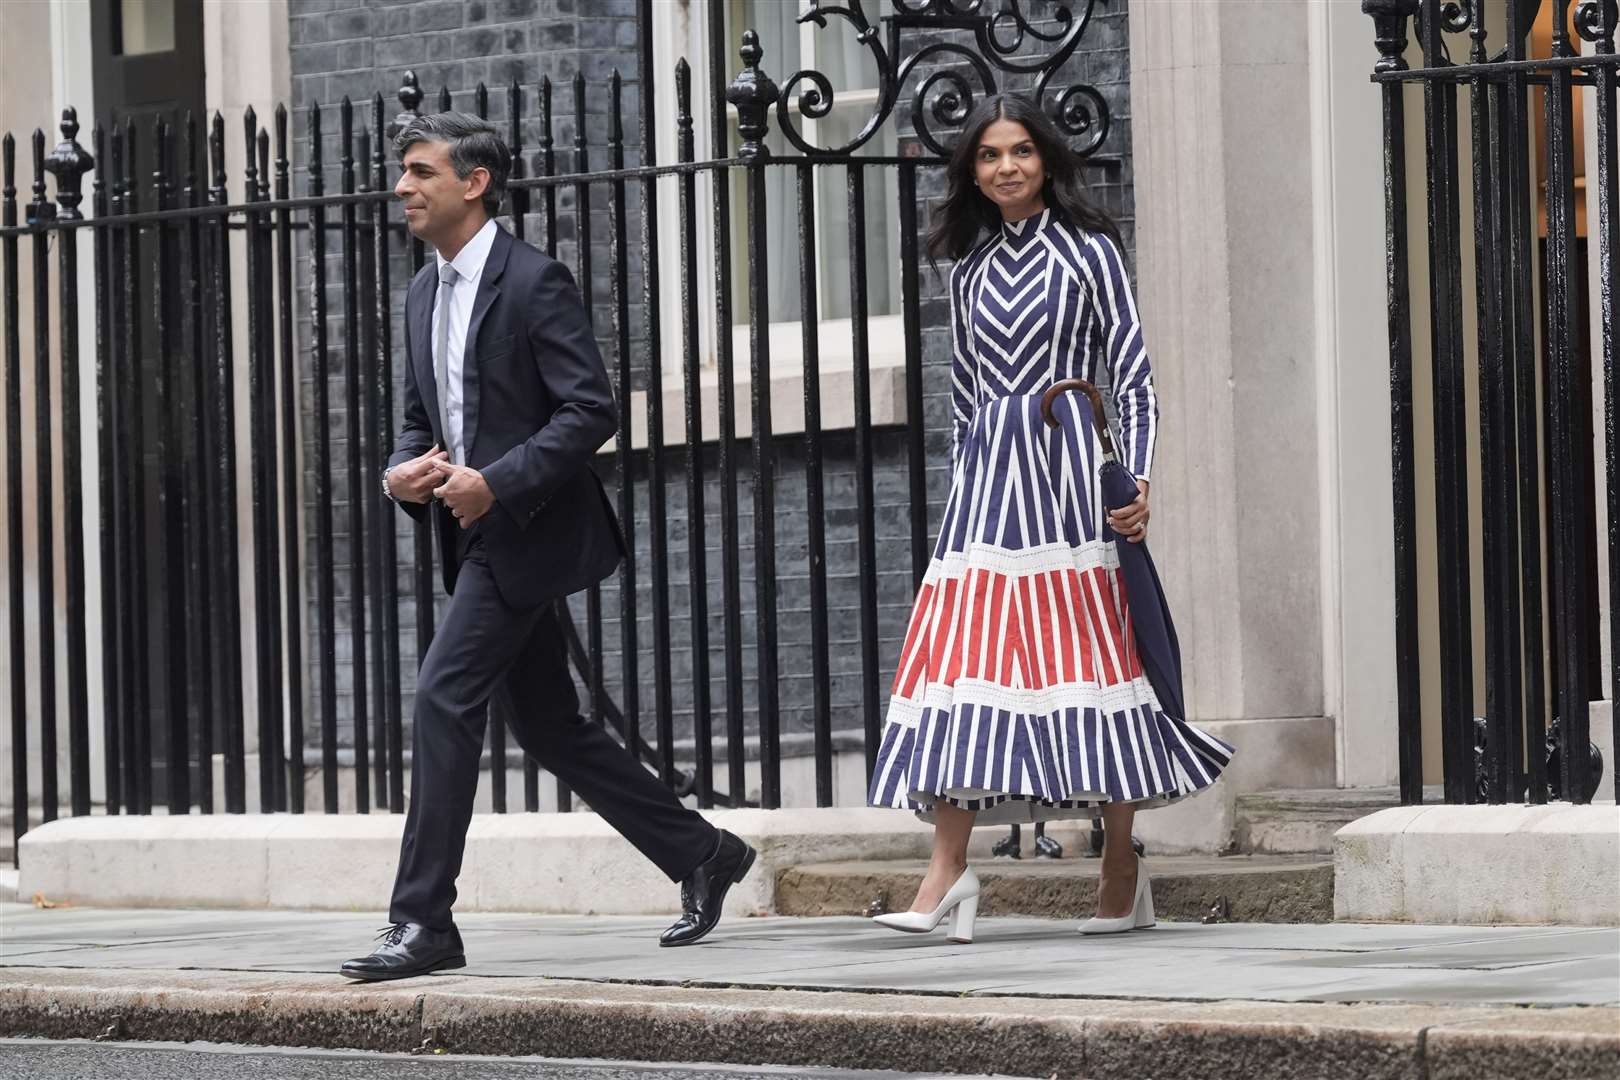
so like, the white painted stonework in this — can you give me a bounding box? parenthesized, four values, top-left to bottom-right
(1334, 804, 1620, 926)
(17, 808, 935, 916)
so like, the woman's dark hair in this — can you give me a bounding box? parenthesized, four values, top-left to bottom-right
(926, 93, 1120, 263)
(394, 111, 510, 218)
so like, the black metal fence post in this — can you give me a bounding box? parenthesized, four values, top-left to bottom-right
(152, 117, 187, 815)
(1365, 0, 1424, 804)
(1545, 0, 1593, 803)
(90, 122, 121, 816)
(608, 70, 640, 788)
(3, 134, 26, 851)
(674, 60, 714, 809)
(702, 1, 747, 806)
(339, 98, 371, 814)
(123, 118, 153, 815)
(371, 93, 403, 816)
(307, 103, 339, 813)
(728, 31, 782, 808)
(635, 0, 677, 792)
(44, 110, 94, 819)
(276, 103, 305, 814)
(180, 113, 214, 813)
(30, 128, 59, 824)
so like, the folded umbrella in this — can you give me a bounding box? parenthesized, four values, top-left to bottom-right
(1040, 378, 1185, 723)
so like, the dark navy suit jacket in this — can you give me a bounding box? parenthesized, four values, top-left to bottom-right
(386, 223, 624, 608)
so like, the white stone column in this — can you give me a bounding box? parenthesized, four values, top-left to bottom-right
(1120, 0, 1343, 849)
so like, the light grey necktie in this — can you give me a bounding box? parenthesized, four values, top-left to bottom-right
(433, 261, 458, 461)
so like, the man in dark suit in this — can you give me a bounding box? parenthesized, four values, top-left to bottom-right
(342, 113, 755, 982)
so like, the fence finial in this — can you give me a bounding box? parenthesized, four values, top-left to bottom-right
(44, 107, 93, 222)
(389, 71, 424, 141)
(726, 30, 779, 161)
(1363, 0, 1419, 73)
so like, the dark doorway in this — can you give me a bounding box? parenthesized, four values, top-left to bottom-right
(91, 0, 206, 139)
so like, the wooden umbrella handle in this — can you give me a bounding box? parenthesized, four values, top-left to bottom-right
(1040, 378, 1116, 458)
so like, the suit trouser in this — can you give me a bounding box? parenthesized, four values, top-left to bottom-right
(389, 538, 718, 930)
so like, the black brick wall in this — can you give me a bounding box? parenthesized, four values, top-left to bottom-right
(283, 0, 1136, 782)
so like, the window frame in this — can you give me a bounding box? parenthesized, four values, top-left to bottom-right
(617, 0, 907, 454)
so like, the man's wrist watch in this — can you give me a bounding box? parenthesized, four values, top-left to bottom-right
(381, 466, 396, 501)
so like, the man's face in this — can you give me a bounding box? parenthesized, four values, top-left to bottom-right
(394, 138, 484, 243)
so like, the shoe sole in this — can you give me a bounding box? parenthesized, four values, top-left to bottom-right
(660, 844, 757, 948)
(340, 954, 466, 982)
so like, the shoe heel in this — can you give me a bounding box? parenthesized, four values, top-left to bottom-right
(1134, 870, 1156, 929)
(947, 894, 978, 943)
(733, 843, 757, 885)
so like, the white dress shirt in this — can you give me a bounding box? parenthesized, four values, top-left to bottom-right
(433, 217, 499, 465)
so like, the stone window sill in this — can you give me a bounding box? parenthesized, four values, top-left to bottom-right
(598, 314, 909, 453)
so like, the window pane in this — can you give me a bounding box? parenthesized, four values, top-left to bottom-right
(120, 0, 176, 56)
(727, 123, 803, 325)
(815, 109, 901, 320)
(814, 17, 880, 94)
(734, 0, 801, 78)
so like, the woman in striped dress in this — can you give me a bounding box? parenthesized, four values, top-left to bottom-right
(867, 94, 1234, 942)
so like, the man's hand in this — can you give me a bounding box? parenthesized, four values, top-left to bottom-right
(1107, 478, 1151, 544)
(430, 459, 496, 529)
(386, 444, 449, 504)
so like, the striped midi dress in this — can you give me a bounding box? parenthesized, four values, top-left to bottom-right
(867, 208, 1235, 824)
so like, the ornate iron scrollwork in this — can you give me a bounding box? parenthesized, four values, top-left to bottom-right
(762, 0, 1114, 160)
(1575, 0, 1619, 46)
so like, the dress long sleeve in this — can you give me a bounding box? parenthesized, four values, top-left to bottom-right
(1082, 232, 1158, 481)
(948, 262, 976, 469)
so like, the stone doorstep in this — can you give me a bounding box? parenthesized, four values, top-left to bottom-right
(777, 855, 1335, 924)
(1335, 803, 1620, 927)
(0, 969, 1615, 1080)
(1234, 787, 1417, 855)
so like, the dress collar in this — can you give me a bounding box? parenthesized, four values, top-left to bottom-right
(1000, 206, 1052, 245)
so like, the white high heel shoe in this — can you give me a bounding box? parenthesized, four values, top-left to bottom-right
(1077, 854, 1154, 935)
(872, 866, 980, 943)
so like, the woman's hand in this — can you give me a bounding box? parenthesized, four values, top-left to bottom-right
(1107, 478, 1150, 543)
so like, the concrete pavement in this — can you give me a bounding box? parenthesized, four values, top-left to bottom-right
(1, 905, 1616, 1078)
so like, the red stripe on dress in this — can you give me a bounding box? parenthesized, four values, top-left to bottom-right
(1035, 571, 1061, 688)
(1050, 569, 1077, 683)
(985, 573, 1010, 684)
(1064, 568, 1097, 683)
(892, 581, 934, 697)
(1016, 574, 1047, 691)
(1093, 566, 1133, 682)
(927, 577, 960, 687)
(1082, 568, 1121, 685)
(963, 569, 990, 682)
(942, 570, 971, 688)
(1000, 576, 1034, 689)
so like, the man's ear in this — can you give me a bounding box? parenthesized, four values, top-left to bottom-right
(464, 166, 491, 204)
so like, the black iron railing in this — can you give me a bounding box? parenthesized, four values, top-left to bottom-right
(1, 0, 1121, 856)
(1365, 0, 1617, 805)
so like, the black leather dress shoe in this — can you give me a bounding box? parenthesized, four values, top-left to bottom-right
(660, 829, 757, 947)
(340, 922, 466, 982)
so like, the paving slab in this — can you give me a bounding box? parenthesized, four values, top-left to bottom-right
(2, 904, 1616, 1007)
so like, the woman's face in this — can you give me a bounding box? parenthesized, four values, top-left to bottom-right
(973, 118, 1046, 219)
